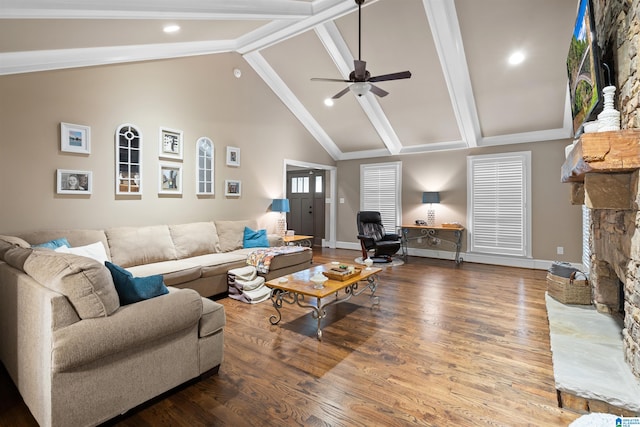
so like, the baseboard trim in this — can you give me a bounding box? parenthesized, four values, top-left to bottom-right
(334, 241, 583, 271)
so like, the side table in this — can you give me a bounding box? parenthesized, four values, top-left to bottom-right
(283, 235, 313, 247)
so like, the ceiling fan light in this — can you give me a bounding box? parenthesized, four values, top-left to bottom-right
(350, 82, 371, 97)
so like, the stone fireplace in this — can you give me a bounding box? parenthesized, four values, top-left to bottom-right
(589, 204, 640, 380)
(560, 0, 640, 384)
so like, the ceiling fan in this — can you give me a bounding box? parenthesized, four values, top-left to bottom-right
(311, 0, 411, 99)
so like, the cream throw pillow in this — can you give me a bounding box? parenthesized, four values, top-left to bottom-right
(54, 241, 109, 264)
(23, 250, 120, 319)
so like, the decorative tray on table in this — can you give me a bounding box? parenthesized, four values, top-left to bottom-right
(322, 265, 361, 281)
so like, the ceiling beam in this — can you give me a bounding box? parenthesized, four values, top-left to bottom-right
(236, 0, 353, 55)
(422, 0, 481, 148)
(0, 40, 235, 75)
(243, 51, 343, 161)
(0, 0, 313, 20)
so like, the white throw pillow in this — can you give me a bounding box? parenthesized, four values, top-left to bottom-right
(55, 241, 109, 264)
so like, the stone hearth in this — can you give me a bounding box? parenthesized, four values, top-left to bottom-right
(546, 294, 640, 415)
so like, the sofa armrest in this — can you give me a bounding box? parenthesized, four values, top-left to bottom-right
(0, 262, 72, 425)
(52, 287, 202, 372)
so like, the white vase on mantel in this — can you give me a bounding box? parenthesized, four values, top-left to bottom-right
(597, 85, 621, 132)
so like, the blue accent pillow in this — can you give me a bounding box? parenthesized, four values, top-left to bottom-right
(32, 237, 70, 250)
(104, 261, 169, 305)
(243, 227, 269, 248)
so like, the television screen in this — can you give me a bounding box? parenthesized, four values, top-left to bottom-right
(566, 0, 602, 135)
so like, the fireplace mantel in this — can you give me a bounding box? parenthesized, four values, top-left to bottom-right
(561, 130, 640, 183)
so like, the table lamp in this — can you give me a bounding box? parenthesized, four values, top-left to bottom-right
(272, 198, 290, 237)
(422, 192, 440, 226)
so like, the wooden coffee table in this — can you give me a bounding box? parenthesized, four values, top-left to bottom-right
(265, 263, 382, 340)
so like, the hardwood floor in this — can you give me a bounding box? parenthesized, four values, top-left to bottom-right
(0, 248, 581, 426)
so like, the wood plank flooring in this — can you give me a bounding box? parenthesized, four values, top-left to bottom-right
(0, 248, 581, 426)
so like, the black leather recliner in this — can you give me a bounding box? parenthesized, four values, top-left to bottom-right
(356, 211, 402, 262)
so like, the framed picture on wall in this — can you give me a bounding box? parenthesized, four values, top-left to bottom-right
(159, 162, 182, 195)
(56, 169, 92, 194)
(159, 127, 183, 160)
(196, 137, 214, 195)
(224, 179, 241, 197)
(60, 122, 91, 154)
(226, 146, 240, 167)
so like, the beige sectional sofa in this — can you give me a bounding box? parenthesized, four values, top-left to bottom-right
(15, 219, 313, 298)
(0, 219, 312, 427)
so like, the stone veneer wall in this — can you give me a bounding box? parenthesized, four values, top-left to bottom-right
(589, 0, 640, 379)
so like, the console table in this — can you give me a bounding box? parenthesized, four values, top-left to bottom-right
(399, 225, 465, 265)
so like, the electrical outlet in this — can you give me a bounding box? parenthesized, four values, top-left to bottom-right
(557, 246, 564, 255)
(417, 237, 423, 244)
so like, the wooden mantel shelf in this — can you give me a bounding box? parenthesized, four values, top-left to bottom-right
(561, 130, 640, 182)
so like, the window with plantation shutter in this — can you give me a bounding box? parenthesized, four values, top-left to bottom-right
(360, 162, 402, 233)
(467, 152, 531, 257)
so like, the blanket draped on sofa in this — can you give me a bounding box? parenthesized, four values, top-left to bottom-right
(246, 246, 311, 274)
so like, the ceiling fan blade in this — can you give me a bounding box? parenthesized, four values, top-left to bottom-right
(369, 71, 412, 83)
(311, 77, 351, 83)
(369, 84, 389, 98)
(332, 87, 351, 99)
(354, 60, 367, 80)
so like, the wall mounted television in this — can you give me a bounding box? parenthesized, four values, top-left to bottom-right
(566, 0, 603, 136)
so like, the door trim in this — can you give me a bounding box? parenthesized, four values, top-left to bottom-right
(283, 159, 336, 248)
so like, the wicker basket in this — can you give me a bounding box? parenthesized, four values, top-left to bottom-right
(323, 267, 361, 281)
(546, 272, 591, 305)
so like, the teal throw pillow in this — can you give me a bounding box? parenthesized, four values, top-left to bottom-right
(243, 226, 269, 248)
(32, 237, 70, 250)
(105, 261, 169, 305)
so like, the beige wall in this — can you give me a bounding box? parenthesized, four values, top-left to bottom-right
(336, 140, 584, 263)
(0, 52, 582, 263)
(0, 53, 334, 234)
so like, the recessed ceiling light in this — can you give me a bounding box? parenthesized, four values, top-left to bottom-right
(163, 25, 180, 34)
(508, 51, 525, 66)
(324, 98, 334, 107)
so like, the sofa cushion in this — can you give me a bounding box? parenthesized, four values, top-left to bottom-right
(169, 222, 221, 258)
(23, 250, 120, 319)
(106, 225, 177, 267)
(54, 241, 109, 264)
(186, 252, 248, 276)
(243, 227, 269, 248)
(105, 261, 169, 305)
(215, 220, 257, 252)
(126, 259, 202, 286)
(51, 287, 202, 372)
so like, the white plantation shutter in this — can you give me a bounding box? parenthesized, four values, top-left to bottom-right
(467, 152, 531, 257)
(360, 162, 402, 232)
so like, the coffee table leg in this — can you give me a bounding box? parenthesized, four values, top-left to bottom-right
(367, 275, 380, 308)
(269, 289, 285, 325)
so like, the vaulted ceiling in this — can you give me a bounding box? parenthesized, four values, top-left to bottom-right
(0, 0, 579, 160)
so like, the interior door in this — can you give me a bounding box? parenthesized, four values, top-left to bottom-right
(287, 170, 325, 246)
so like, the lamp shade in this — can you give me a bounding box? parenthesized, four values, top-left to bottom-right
(272, 198, 290, 213)
(422, 192, 440, 204)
